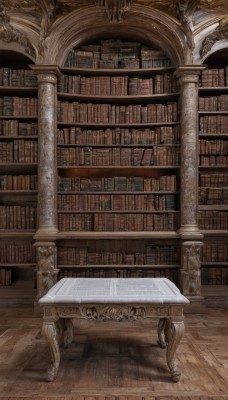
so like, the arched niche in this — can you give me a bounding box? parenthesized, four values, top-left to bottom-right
(202, 46, 228, 66)
(0, 48, 35, 67)
(47, 6, 188, 68)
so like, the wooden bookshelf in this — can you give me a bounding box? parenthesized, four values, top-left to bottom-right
(56, 39, 181, 282)
(0, 55, 38, 290)
(198, 58, 228, 286)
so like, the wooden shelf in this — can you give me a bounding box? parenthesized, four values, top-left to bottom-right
(61, 66, 175, 76)
(58, 92, 180, 103)
(58, 166, 180, 178)
(58, 264, 180, 269)
(57, 121, 180, 128)
(57, 231, 180, 239)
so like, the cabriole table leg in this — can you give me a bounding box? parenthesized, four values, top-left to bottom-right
(165, 318, 185, 382)
(42, 321, 61, 382)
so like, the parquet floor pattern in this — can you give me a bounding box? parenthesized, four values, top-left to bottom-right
(0, 306, 227, 400)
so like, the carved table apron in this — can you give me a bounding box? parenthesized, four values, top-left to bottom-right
(39, 277, 189, 382)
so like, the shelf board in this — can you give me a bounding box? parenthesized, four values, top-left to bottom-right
(58, 166, 180, 178)
(0, 135, 37, 139)
(57, 231, 180, 239)
(0, 115, 37, 119)
(0, 231, 36, 238)
(198, 111, 228, 114)
(198, 205, 228, 210)
(58, 210, 178, 214)
(199, 86, 228, 93)
(0, 163, 37, 173)
(61, 66, 175, 76)
(57, 121, 180, 128)
(201, 262, 228, 267)
(0, 190, 37, 195)
(202, 230, 228, 236)
(0, 86, 37, 95)
(199, 166, 228, 170)
(58, 264, 180, 269)
(0, 263, 36, 268)
(58, 92, 180, 103)
(57, 143, 180, 147)
(199, 133, 228, 138)
(58, 191, 179, 195)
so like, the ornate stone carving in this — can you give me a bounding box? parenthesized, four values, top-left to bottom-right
(80, 305, 146, 321)
(0, 5, 35, 57)
(181, 242, 202, 296)
(95, 0, 133, 21)
(201, 17, 228, 57)
(37, 246, 57, 296)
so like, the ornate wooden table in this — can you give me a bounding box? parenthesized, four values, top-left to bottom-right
(39, 277, 189, 382)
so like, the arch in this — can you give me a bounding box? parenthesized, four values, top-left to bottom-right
(201, 42, 228, 64)
(46, 5, 188, 67)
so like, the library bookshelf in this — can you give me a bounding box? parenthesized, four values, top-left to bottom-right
(198, 51, 228, 287)
(0, 52, 38, 289)
(56, 40, 181, 286)
(0, 37, 227, 306)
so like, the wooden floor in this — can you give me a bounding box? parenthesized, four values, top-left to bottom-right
(0, 303, 228, 400)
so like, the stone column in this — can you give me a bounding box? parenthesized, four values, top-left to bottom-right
(31, 66, 60, 240)
(175, 66, 206, 298)
(176, 65, 205, 240)
(30, 66, 60, 298)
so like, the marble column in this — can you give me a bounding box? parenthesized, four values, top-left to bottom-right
(175, 66, 205, 297)
(30, 66, 60, 298)
(31, 66, 60, 240)
(176, 66, 205, 240)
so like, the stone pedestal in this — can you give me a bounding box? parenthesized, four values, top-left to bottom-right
(181, 241, 203, 297)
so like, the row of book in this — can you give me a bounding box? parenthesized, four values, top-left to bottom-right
(0, 97, 38, 116)
(0, 120, 38, 137)
(58, 268, 179, 283)
(199, 188, 228, 205)
(198, 95, 228, 111)
(200, 67, 228, 87)
(0, 241, 36, 262)
(0, 68, 37, 87)
(58, 212, 178, 231)
(57, 126, 180, 145)
(198, 211, 228, 230)
(58, 73, 178, 95)
(0, 206, 37, 229)
(199, 115, 228, 133)
(202, 243, 228, 262)
(199, 139, 228, 155)
(199, 173, 228, 187)
(57, 193, 177, 211)
(57, 146, 180, 166)
(57, 245, 180, 265)
(0, 140, 38, 163)
(57, 101, 178, 124)
(0, 175, 38, 190)
(58, 175, 177, 192)
(65, 40, 172, 69)
(199, 155, 228, 166)
(201, 267, 228, 285)
(0, 268, 12, 286)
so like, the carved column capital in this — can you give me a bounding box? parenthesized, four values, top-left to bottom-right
(29, 65, 60, 84)
(175, 65, 206, 81)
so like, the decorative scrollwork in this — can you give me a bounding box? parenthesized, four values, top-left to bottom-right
(80, 305, 146, 321)
(0, 5, 35, 57)
(95, 0, 133, 22)
(201, 17, 228, 57)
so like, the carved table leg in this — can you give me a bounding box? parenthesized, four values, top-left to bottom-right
(157, 317, 168, 348)
(63, 318, 74, 348)
(42, 321, 61, 382)
(165, 318, 185, 382)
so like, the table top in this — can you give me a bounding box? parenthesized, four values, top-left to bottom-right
(39, 278, 189, 305)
